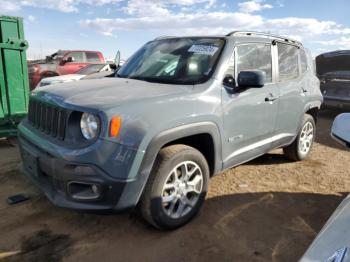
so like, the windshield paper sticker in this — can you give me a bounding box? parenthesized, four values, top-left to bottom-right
(188, 45, 219, 56)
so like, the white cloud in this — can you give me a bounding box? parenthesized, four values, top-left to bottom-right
(238, 0, 273, 13)
(264, 17, 348, 35)
(0, 0, 124, 13)
(124, 0, 170, 16)
(0, 0, 215, 14)
(80, 12, 263, 36)
(28, 15, 36, 22)
(314, 37, 350, 49)
(3, 0, 350, 55)
(80, 12, 350, 41)
(123, 0, 216, 17)
(0, 0, 22, 12)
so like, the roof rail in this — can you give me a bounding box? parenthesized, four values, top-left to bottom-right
(226, 31, 302, 46)
(154, 36, 176, 40)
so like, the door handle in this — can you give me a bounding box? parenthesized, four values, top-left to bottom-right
(265, 94, 278, 102)
(300, 88, 308, 96)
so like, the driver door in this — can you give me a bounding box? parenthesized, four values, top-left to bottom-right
(57, 51, 87, 75)
(222, 42, 279, 169)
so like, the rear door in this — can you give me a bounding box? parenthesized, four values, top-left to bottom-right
(222, 42, 279, 168)
(57, 51, 86, 75)
(271, 42, 306, 148)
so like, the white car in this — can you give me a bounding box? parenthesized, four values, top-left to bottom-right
(36, 64, 113, 88)
(301, 113, 350, 262)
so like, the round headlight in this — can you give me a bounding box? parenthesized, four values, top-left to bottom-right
(80, 113, 100, 140)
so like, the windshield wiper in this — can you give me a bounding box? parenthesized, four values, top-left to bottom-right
(127, 76, 180, 84)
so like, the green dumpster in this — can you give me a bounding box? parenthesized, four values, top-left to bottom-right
(0, 15, 29, 139)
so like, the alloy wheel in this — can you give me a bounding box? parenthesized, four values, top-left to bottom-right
(299, 121, 314, 154)
(161, 161, 203, 219)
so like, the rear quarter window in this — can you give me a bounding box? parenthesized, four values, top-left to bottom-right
(277, 43, 299, 82)
(86, 52, 101, 63)
(300, 49, 308, 74)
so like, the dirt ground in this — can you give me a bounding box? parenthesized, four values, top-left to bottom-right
(0, 110, 349, 262)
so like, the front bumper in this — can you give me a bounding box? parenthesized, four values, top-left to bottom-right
(18, 127, 145, 212)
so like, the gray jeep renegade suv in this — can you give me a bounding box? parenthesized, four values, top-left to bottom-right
(18, 31, 322, 229)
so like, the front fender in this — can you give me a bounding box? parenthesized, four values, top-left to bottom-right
(114, 121, 222, 210)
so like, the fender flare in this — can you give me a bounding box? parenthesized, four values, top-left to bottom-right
(303, 100, 322, 113)
(140, 121, 222, 178)
(114, 121, 222, 210)
(295, 101, 322, 129)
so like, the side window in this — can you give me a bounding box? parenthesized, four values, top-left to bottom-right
(236, 43, 272, 83)
(300, 49, 308, 74)
(68, 52, 85, 63)
(277, 43, 299, 81)
(86, 52, 101, 63)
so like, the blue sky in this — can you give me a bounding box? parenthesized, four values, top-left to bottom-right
(2, 0, 350, 60)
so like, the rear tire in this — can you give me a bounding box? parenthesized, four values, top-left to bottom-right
(283, 114, 315, 161)
(139, 145, 209, 230)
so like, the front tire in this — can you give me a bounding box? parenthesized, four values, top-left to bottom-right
(283, 114, 316, 161)
(139, 145, 209, 230)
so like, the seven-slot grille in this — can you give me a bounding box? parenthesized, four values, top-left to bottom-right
(27, 98, 68, 140)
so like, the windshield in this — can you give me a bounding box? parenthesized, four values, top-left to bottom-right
(117, 37, 225, 85)
(77, 64, 106, 75)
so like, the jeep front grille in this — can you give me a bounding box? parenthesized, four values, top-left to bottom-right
(27, 99, 68, 140)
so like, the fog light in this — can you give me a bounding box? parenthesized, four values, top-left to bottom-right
(68, 182, 102, 200)
(92, 184, 99, 194)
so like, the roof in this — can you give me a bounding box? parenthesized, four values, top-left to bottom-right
(56, 50, 103, 54)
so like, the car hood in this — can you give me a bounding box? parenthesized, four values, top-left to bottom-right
(301, 194, 350, 262)
(41, 74, 85, 83)
(34, 77, 191, 110)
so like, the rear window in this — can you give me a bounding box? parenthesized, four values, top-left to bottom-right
(277, 43, 299, 82)
(86, 52, 101, 63)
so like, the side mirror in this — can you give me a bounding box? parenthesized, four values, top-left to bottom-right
(61, 56, 75, 65)
(66, 56, 75, 63)
(237, 70, 265, 88)
(331, 113, 350, 147)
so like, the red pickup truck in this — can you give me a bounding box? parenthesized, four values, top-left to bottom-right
(28, 50, 105, 89)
